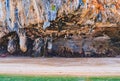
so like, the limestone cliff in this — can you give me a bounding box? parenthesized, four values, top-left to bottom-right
(0, 0, 120, 57)
(0, 0, 120, 31)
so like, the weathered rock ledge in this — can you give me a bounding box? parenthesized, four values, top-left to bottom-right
(0, 0, 120, 57)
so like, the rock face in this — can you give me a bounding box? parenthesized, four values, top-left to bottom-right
(0, 0, 120, 57)
(0, 0, 120, 29)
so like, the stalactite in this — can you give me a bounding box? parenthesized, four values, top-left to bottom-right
(0, 1, 3, 19)
(5, 0, 12, 31)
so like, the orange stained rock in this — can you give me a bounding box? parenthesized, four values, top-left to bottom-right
(115, 2, 120, 9)
(92, 0, 104, 13)
(82, 0, 86, 4)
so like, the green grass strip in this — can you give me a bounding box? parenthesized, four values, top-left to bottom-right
(0, 75, 120, 81)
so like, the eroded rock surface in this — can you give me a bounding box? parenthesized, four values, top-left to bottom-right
(0, 0, 120, 57)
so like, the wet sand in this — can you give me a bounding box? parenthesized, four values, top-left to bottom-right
(0, 57, 120, 76)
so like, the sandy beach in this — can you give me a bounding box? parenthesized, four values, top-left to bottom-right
(0, 57, 120, 76)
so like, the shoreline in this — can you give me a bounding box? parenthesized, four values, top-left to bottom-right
(0, 57, 120, 76)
